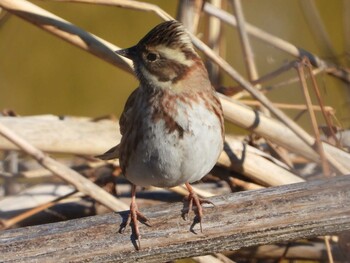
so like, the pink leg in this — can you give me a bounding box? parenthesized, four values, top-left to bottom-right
(128, 184, 149, 250)
(185, 182, 214, 232)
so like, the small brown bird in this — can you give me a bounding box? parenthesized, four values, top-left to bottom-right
(98, 20, 224, 248)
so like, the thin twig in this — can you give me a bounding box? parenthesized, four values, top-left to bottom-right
(176, 0, 203, 34)
(206, 0, 222, 86)
(344, 0, 350, 66)
(240, 100, 334, 113)
(231, 0, 259, 84)
(324, 235, 335, 263)
(0, 0, 132, 72)
(203, 2, 350, 83)
(0, 190, 79, 230)
(296, 61, 331, 176)
(299, 0, 338, 62)
(51, 0, 172, 21)
(304, 59, 341, 146)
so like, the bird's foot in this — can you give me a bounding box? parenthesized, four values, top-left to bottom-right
(122, 200, 150, 250)
(184, 183, 214, 233)
(120, 185, 151, 250)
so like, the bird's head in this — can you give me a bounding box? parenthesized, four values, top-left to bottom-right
(116, 20, 204, 90)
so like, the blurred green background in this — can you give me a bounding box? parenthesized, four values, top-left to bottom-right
(0, 0, 349, 132)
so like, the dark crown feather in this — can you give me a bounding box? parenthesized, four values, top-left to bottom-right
(137, 20, 193, 50)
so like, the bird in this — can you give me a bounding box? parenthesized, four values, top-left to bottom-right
(97, 20, 224, 249)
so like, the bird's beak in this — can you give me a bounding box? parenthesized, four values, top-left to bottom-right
(115, 46, 137, 60)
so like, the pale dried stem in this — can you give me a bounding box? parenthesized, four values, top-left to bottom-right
(0, 0, 132, 72)
(240, 100, 334, 113)
(231, 0, 259, 84)
(0, 122, 129, 211)
(344, 0, 350, 66)
(206, 0, 222, 86)
(203, 2, 350, 83)
(299, 0, 338, 62)
(218, 94, 350, 172)
(269, 67, 324, 90)
(1, 190, 79, 230)
(245, 59, 324, 92)
(3, 151, 18, 195)
(220, 136, 303, 186)
(229, 177, 264, 190)
(296, 62, 331, 176)
(150, 185, 214, 199)
(324, 235, 335, 263)
(230, 0, 256, 102)
(304, 59, 341, 146)
(52, 0, 172, 20)
(176, 0, 203, 34)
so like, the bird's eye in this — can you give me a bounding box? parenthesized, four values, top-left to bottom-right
(146, 52, 158, 62)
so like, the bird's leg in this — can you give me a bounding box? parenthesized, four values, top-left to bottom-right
(128, 184, 149, 250)
(184, 182, 214, 232)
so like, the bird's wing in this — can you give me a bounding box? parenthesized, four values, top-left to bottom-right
(95, 144, 120, 160)
(96, 87, 140, 160)
(119, 87, 140, 136)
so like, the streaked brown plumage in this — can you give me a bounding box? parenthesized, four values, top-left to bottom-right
(98, 20, 224, 249)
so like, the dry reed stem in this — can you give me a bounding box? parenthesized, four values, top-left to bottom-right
(203, 2, 350, 83)
(0, 0, 133, 72)
(176, 0, 203, 34)
(52, 0, 172, 20)
(304, 59, 340, 146)
(299, 0, 338, 62)
(240, 100, 334, 112)
(344, 1, 350, 66)
(229, 177, 264, 190)
(206, 0, 222, 86)
(0, 190, 79, 230)
(296, 61, 331, 176)
(231, 0, 260, 84)
(324, 235, 335, 263)
(0, 122, 129, 212)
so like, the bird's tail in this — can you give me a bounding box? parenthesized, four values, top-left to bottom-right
(95, 144, 120, 160)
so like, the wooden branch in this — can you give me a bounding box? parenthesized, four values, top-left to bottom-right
(1, 175, 349, 262)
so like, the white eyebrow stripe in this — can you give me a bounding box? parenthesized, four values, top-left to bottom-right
(156, 45, 194, 67)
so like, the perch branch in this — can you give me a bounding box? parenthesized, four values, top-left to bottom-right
(1, 175, 349, 262)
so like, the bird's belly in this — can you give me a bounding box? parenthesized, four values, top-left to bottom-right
(126, 104, 223, 188)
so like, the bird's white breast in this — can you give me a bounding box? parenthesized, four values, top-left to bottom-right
(126, 97, 223, 188)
